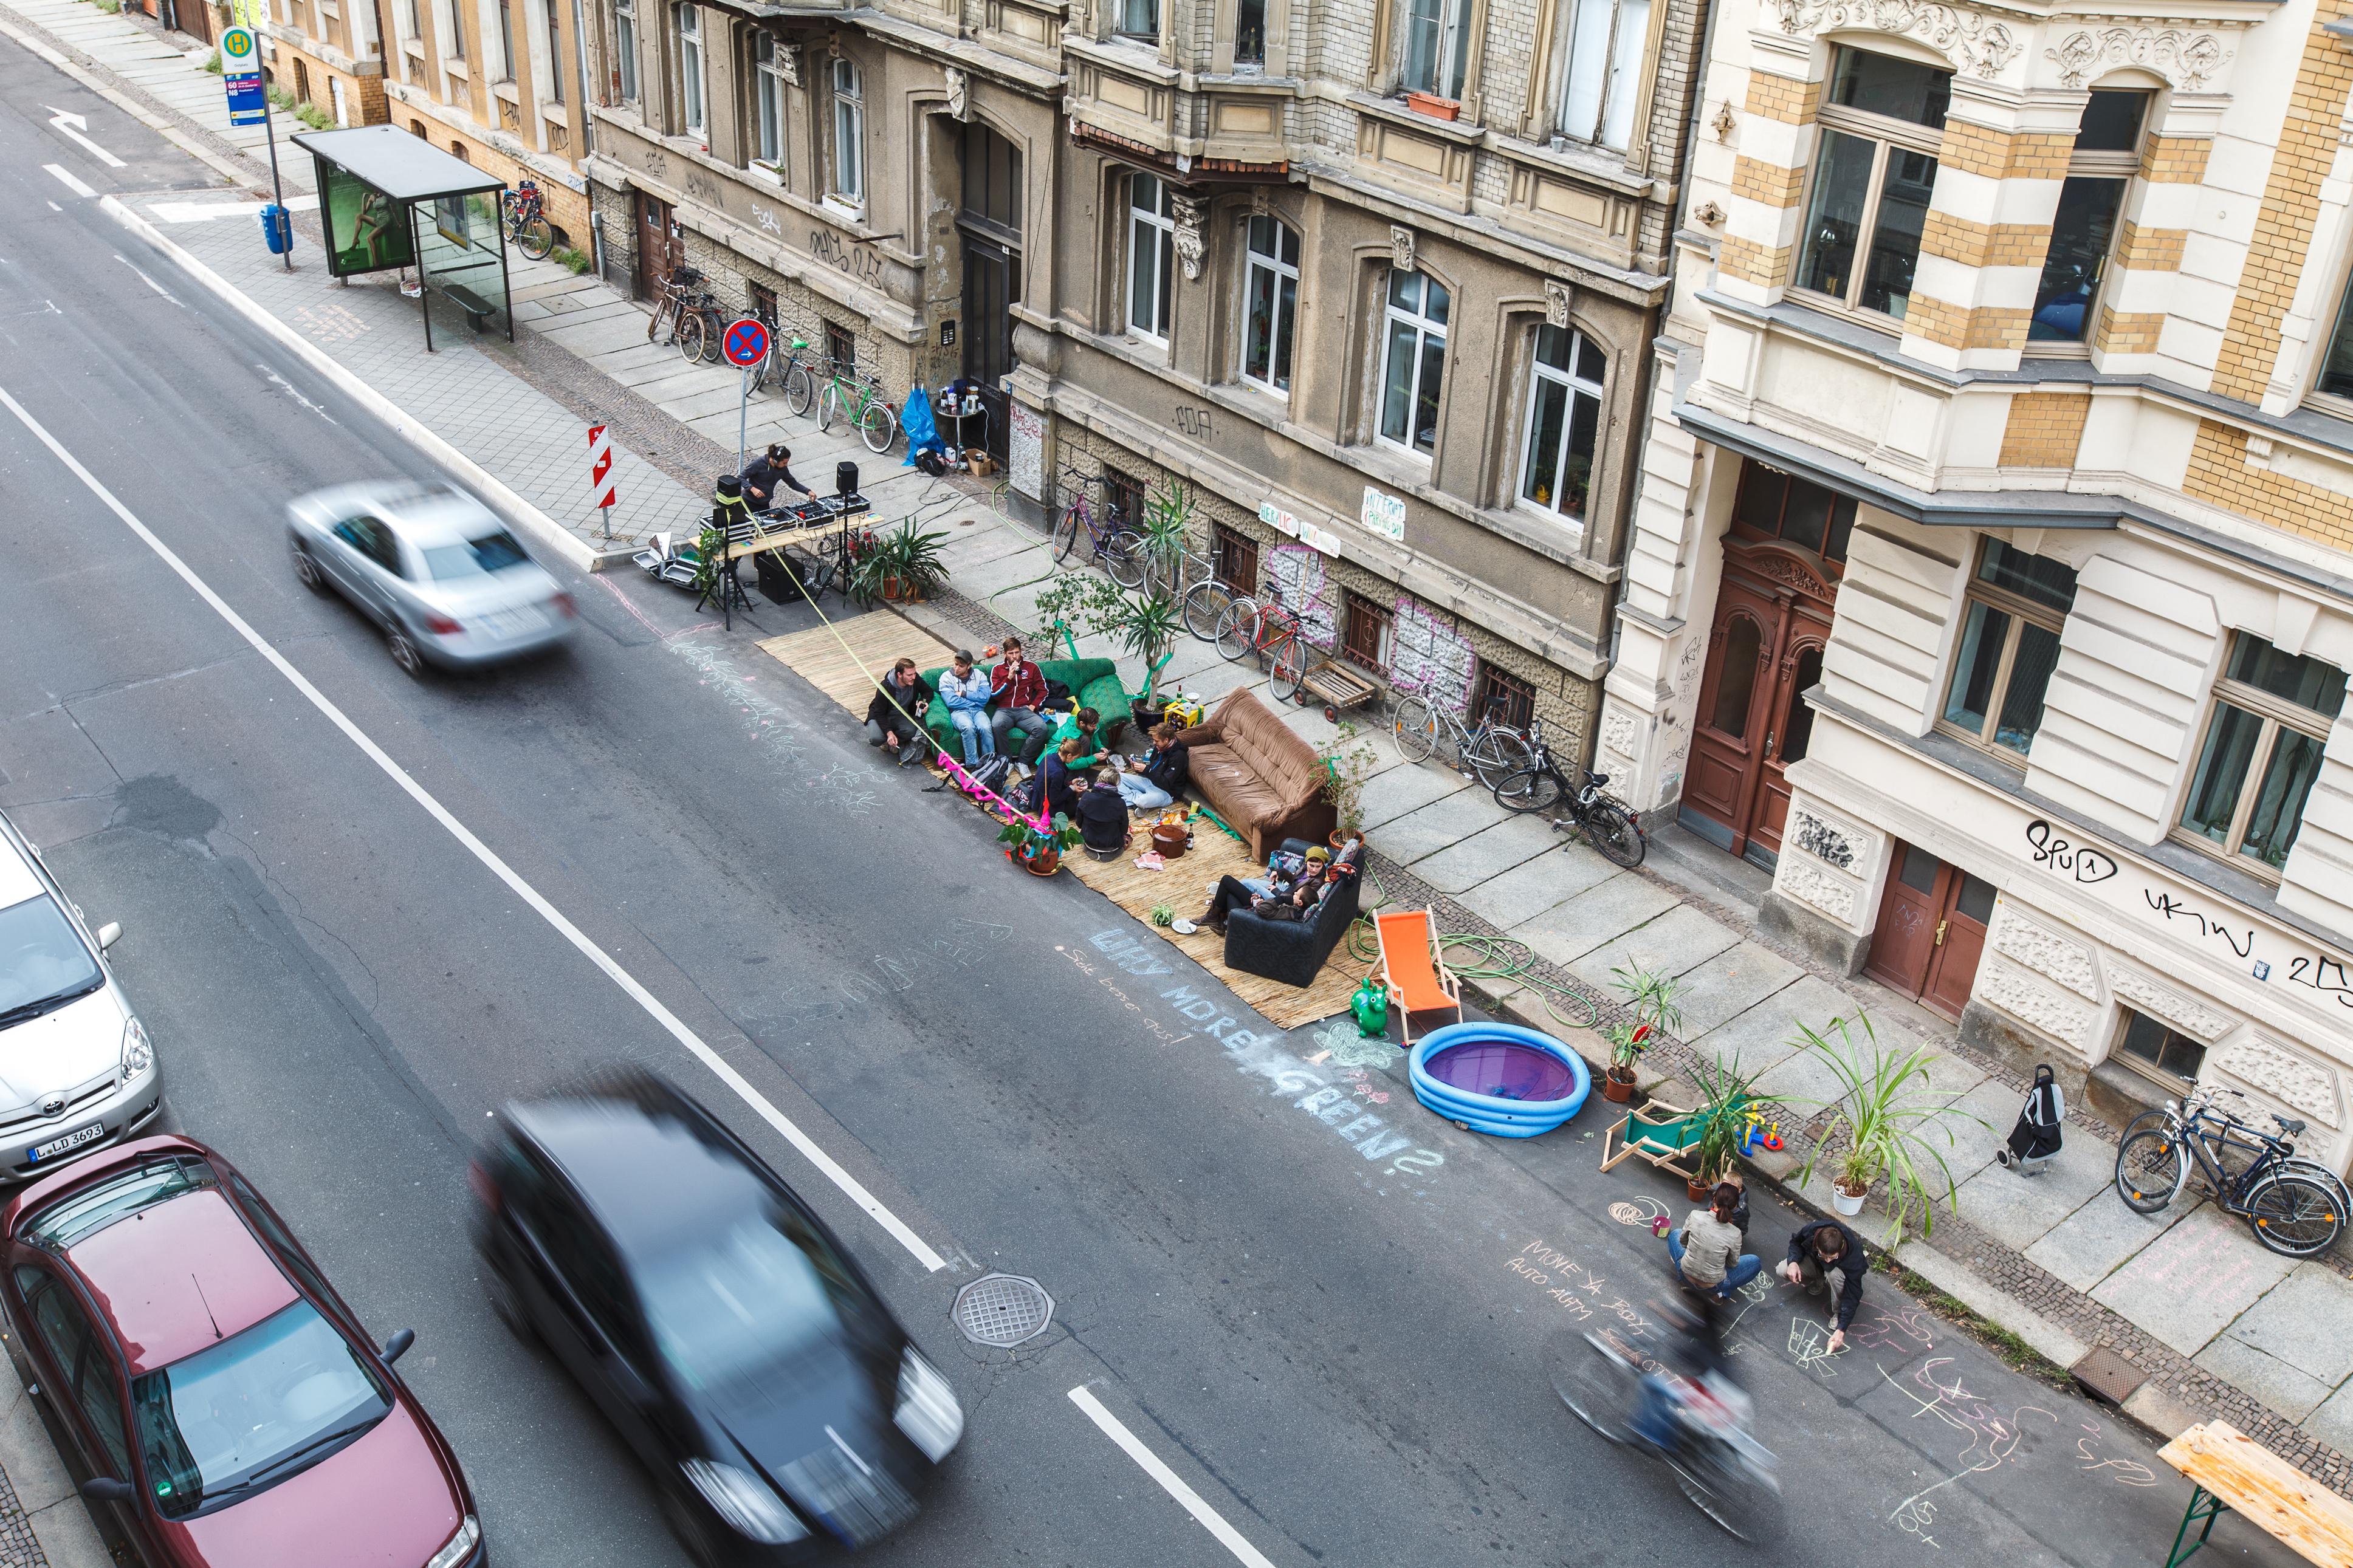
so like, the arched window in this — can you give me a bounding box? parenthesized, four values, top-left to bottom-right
(1519, 324, 1605, 525)
(1240, 216, 1299, 394)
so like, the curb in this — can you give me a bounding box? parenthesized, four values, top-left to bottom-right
(98, 196, 611, 577)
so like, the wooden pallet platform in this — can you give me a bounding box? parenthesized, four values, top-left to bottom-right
(755, 612, 958, 716)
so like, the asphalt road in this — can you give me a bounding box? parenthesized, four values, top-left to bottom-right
(0, 35, 2312, 1568)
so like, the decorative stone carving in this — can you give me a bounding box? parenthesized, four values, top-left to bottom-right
(1991, 910, 2100, 1001)
(1390, 225, 1416, 273)
(944, 67, 967, 120)
(1600, 707, 1639, 762)
(1693, 201, 1726, 227)
(778, 43, 802, 86)
(2214, 1037, 2341, 1129)
(1544, 279, 1573, 330)
(1979, 960, 2094, 1050)
(2046, 27, 2228, 91)
(1771, 0, 2022, 80)
(1250, 186, 1270, 217)
(1711, 102, 1737, 140)
(1790, 806, 1864, 871)
(1172, 193, 1207, 280)
(2107, 966, 2235, 1042)
(1781, 861, 1857, 923)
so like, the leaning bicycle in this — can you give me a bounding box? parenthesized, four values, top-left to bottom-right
(1051, 467, 1145, 587)
(817, 366, 902, 454)
(752, 326, 820, 414)
(1213, 583, 1307, 700)
(500, 179, 555, 260)
(1393, 691, 1533, 788)
(645, 264, 705, 343)
(674, 284, 727, 365)
(2115, 1091, 2343, 1257)
(1491, 721, 1646, 868)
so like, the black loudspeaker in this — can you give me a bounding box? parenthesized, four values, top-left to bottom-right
(715, 473, 743, 499)
(836, 461, 859, 498)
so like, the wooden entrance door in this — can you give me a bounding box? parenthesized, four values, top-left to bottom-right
(633, 193, 677, 302)
(1864, 842, 1997, 1021)
(1681, 542, 1839, 866)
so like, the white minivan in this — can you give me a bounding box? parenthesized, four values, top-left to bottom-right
(0, 812, 162, 1177)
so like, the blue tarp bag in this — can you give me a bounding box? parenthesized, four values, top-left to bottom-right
(901, 383, 944, 467)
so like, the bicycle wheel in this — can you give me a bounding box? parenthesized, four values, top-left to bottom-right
(697, 314, 724, 363)
(818, 382, 842, 433)
(646, 299, 668, 343)
(678, 313, 709, 364)
(1103, 530, 1148, 590)
(2115, 1129, 2186, 1214)
(1270, 634, 1308, 703)
(1675, 1442, 1781, 1543)
(517, 216, 555, 260)
(782, 363, 816, 417)
(1494, 765, 1566, 815)
(1548, 1333, 1635, 1445)
(2245, 1174, 2344, 1257)
(1183, 580, 1235, 642)
(1393, 696, 1441, 764)
(1465, 728, 1537, 789)
(1214, 601, 1260, 662)
(859, 402, 898, 454)
(1053, 504, 1084, 564)
(1585, 799, 1646, 868)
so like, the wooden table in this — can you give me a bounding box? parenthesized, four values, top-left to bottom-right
(2155, 1421, 2353, 1566)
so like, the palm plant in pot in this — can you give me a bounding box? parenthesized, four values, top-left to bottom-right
(1316, 720, 1380, 851)
(851, 518, 951, 604)
(1795, 1014, 1984, 1245)
(1683, 1052, 1759, 1202)
(1601, 963, 1682, 1102)
(995, 810, 1081, 876)
(1034, 572, 1184, 740)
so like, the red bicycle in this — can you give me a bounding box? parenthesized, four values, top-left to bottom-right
(1212, 582, 1306, 700)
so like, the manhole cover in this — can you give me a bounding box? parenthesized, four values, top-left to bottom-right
(952, 1273, 1054, 1347)
(2070, 1345, 2146, 1406)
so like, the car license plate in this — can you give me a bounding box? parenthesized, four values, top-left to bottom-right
(479, 606, 548, 640)
(30, 1123, 104, 1162)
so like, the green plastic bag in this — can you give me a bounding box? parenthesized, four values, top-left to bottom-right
(1350, 977, 1389, 1038)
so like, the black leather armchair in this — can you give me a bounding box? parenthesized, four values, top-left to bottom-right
(1224, 839, 1362, 988)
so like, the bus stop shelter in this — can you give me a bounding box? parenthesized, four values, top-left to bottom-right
(289, 125, 512, 351)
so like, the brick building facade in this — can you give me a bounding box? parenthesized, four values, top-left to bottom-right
(1604, 0, 2353, 1163)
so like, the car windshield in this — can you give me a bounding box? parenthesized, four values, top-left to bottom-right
(132, 1300, 390, 1519)
(421, 530, 530, 580)
(24, 1158, 214, 1251)
(0, 894, 102, 1026)
(639, 1209, 848, 1394)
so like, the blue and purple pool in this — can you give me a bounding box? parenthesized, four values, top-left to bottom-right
(1407, 1022, 1590, 1137)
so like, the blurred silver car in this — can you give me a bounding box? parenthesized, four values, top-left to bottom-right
(287, 482, 577, 674)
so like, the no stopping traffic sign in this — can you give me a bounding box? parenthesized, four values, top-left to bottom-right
(722, 318, 769, 368)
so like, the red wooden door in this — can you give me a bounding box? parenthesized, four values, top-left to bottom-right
(1750, 624, 1830, 859)
(1866, 842, 1996, 1021)
(1683, 584, 1779, 854)
(1925, 869, 1996, 1020)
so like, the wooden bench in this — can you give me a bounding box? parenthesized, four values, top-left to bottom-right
(2155, 1420, 2353, 1566)
(439, 283, 498, 333)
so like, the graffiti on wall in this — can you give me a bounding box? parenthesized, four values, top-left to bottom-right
(1391, 599, 1475, 717)
(1265, 544, 1338, 650)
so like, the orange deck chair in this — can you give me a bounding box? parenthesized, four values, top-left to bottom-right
(1375, 909, 1463, 1046)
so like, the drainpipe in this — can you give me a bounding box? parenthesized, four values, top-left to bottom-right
(571, 0, 601, 273)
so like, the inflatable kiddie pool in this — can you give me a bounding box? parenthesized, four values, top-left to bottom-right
(1408, 1022, 1591, 1137)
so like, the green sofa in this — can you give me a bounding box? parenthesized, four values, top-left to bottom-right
(918, 657, 1134, 760)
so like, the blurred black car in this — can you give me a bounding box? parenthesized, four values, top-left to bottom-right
(467, 1072, 962, 1561)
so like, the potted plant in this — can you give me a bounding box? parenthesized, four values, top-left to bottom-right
(1034, 572, 1185, 742)
(1317, 720, 1381, 850)
(851, 518, 950, 603)
(1684, 1052, 1758, 1202)
(1130, 479, 1198, 598)
(1405, 90, 1460, 120)
(1601, 963, 1681, 1101)
(997, 811, 1080, 877)
(1795, 1014, 1985, 1244)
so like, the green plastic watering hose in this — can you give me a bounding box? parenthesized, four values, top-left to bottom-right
(1343, 864, 1601, 1034)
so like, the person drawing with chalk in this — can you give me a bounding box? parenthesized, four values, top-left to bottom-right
(1780, 1217, 1866, 1352)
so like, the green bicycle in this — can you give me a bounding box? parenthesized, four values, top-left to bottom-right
(817, 365, 901, 454)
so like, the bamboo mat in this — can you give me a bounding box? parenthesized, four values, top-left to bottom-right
(757, 612, 957, 715)
(1065, 824, 1365, 1030)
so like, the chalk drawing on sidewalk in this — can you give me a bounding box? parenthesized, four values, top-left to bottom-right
(1607, 1197, 1670, 1227)
(2075, 1423, 2158, 1486)
(1877, 1357, 2059, 1551)
(1313, 1019, 1402, 1069)
(1789, 1317, 1841, 1377)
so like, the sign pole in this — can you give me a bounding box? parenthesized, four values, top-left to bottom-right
(718, 316, 771, 488)
(261, 89, 289, 271)
(738, 365, 749, 481)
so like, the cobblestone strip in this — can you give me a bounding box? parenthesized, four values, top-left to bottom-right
(0, 1462, 47, 1568)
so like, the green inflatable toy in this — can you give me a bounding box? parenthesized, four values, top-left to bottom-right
(1350, 977, 1389, 1038)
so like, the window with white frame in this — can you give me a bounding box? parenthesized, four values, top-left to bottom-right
(2176, 634, 2348, 875)
(1519, 324, 1604, 524)
(752, 32, 785, 169)
(1116, 0, 1157, 39)
(1400, 0, 1468, 100)
(1378, 270, 1448, 456)
(1127, 173, 1175, 342)
(1793, 48, 1951, 324)
(613, 0, 637, 100)
(674, 4, 704, 135)
(1555, 0, 1648, 151)
(1937, 539, 2079, 761)
(1241, 215, 1299, 394)
(546, 0, 565, 103)
(831, 57, 864, 204)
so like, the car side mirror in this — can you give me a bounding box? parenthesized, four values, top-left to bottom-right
(96, 923, 122, 951)
(380, 1329, 416, 1364)
(80, 1477, 134, 1504)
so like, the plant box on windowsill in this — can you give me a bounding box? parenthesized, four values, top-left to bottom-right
(1405, 91, 1460, 120)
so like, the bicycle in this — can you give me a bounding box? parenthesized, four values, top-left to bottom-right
(645, 264, 706, 343)
(1549, 1327, 1781, 1541)
(2114, 1089, 2344, 1257)
(499, 180, 555, 260)
(1050, 467, 1145, 588)
(1393, 691, 1534, 789)
(1132, 538, 1233, 642)
(1213, 582, 1307, 700)
(752, 326, 820, 415)
(674, 284, 727, 365)
(817, 365, 902, 454)
(2174, 1087, 2353, 1211)
(1488, 720, 1647, 866)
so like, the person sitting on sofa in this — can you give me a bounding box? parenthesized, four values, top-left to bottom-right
(936, 651, 997, 767)
(1119, 722, 1189, 810)
(864, 658, 931, 766)
(1039, 736, 1085, 821)
(988, 637, 1055, 772)
(1075, 768, 1132, 856)
(1046, 707, 1105, 772)
(1175, 847, 1335, 936)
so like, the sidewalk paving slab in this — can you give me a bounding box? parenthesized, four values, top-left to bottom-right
(1511, 872, 1678, 966)
(1948, 1132, 2117, 1252)
(1374, 790, 1515, 866)
(2090, 1202, 2302, 1355)
(1668, 940, 1802, 1038)
(1685, 972, 1853, 1078)
(2222, 1262, 2353, 1386)
(2193, 1337, 2332, 1423)
(1565, 903, 1742, 993)
(1455, 839, 1617, 928)
(1409, 813, 1558, 894)
(2023, 1189, 2199, 1292)
(1359, 759, 1471, 832)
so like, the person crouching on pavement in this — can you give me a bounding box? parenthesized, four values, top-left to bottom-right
(864, 658, 931, 767)
(937, 650, 997, 768)
(1668, 1182, 1762, 1303)
(1781, 1216, 1866, 1352)
(1075, 768, 1132, 857)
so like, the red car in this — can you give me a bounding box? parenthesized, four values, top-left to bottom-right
(0, 1136, 480, 1568)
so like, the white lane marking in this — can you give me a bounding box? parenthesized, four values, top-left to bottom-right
(115, 255, 183, 308)
(46, 202, 62, 212)
(256, 364, 335, 422)
(149, 194, 318, 224)
(0, 384, 950, 1276)
(44, 106, 125, 168)
(1067, 1386, 1279, 1568)
(44, 165, 96, 200)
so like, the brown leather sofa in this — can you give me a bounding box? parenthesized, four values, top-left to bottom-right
(1175, 689, 1335, 859)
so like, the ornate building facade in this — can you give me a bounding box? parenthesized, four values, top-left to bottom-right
(1606, 0, 2353, 1156)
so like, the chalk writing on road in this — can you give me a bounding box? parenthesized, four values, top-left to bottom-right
(1511, 1240, 1660, 1337)
(753, 918, 1014, 1032)
(1878, 1358, 2056, 1551)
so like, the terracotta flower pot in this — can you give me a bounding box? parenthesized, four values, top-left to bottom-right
(1686, 1176, 1714, 1203)
(1025, 846, 1062, 877)
(1601, 1070, 1635, 1103)
(1406, 91, 1460, 120)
